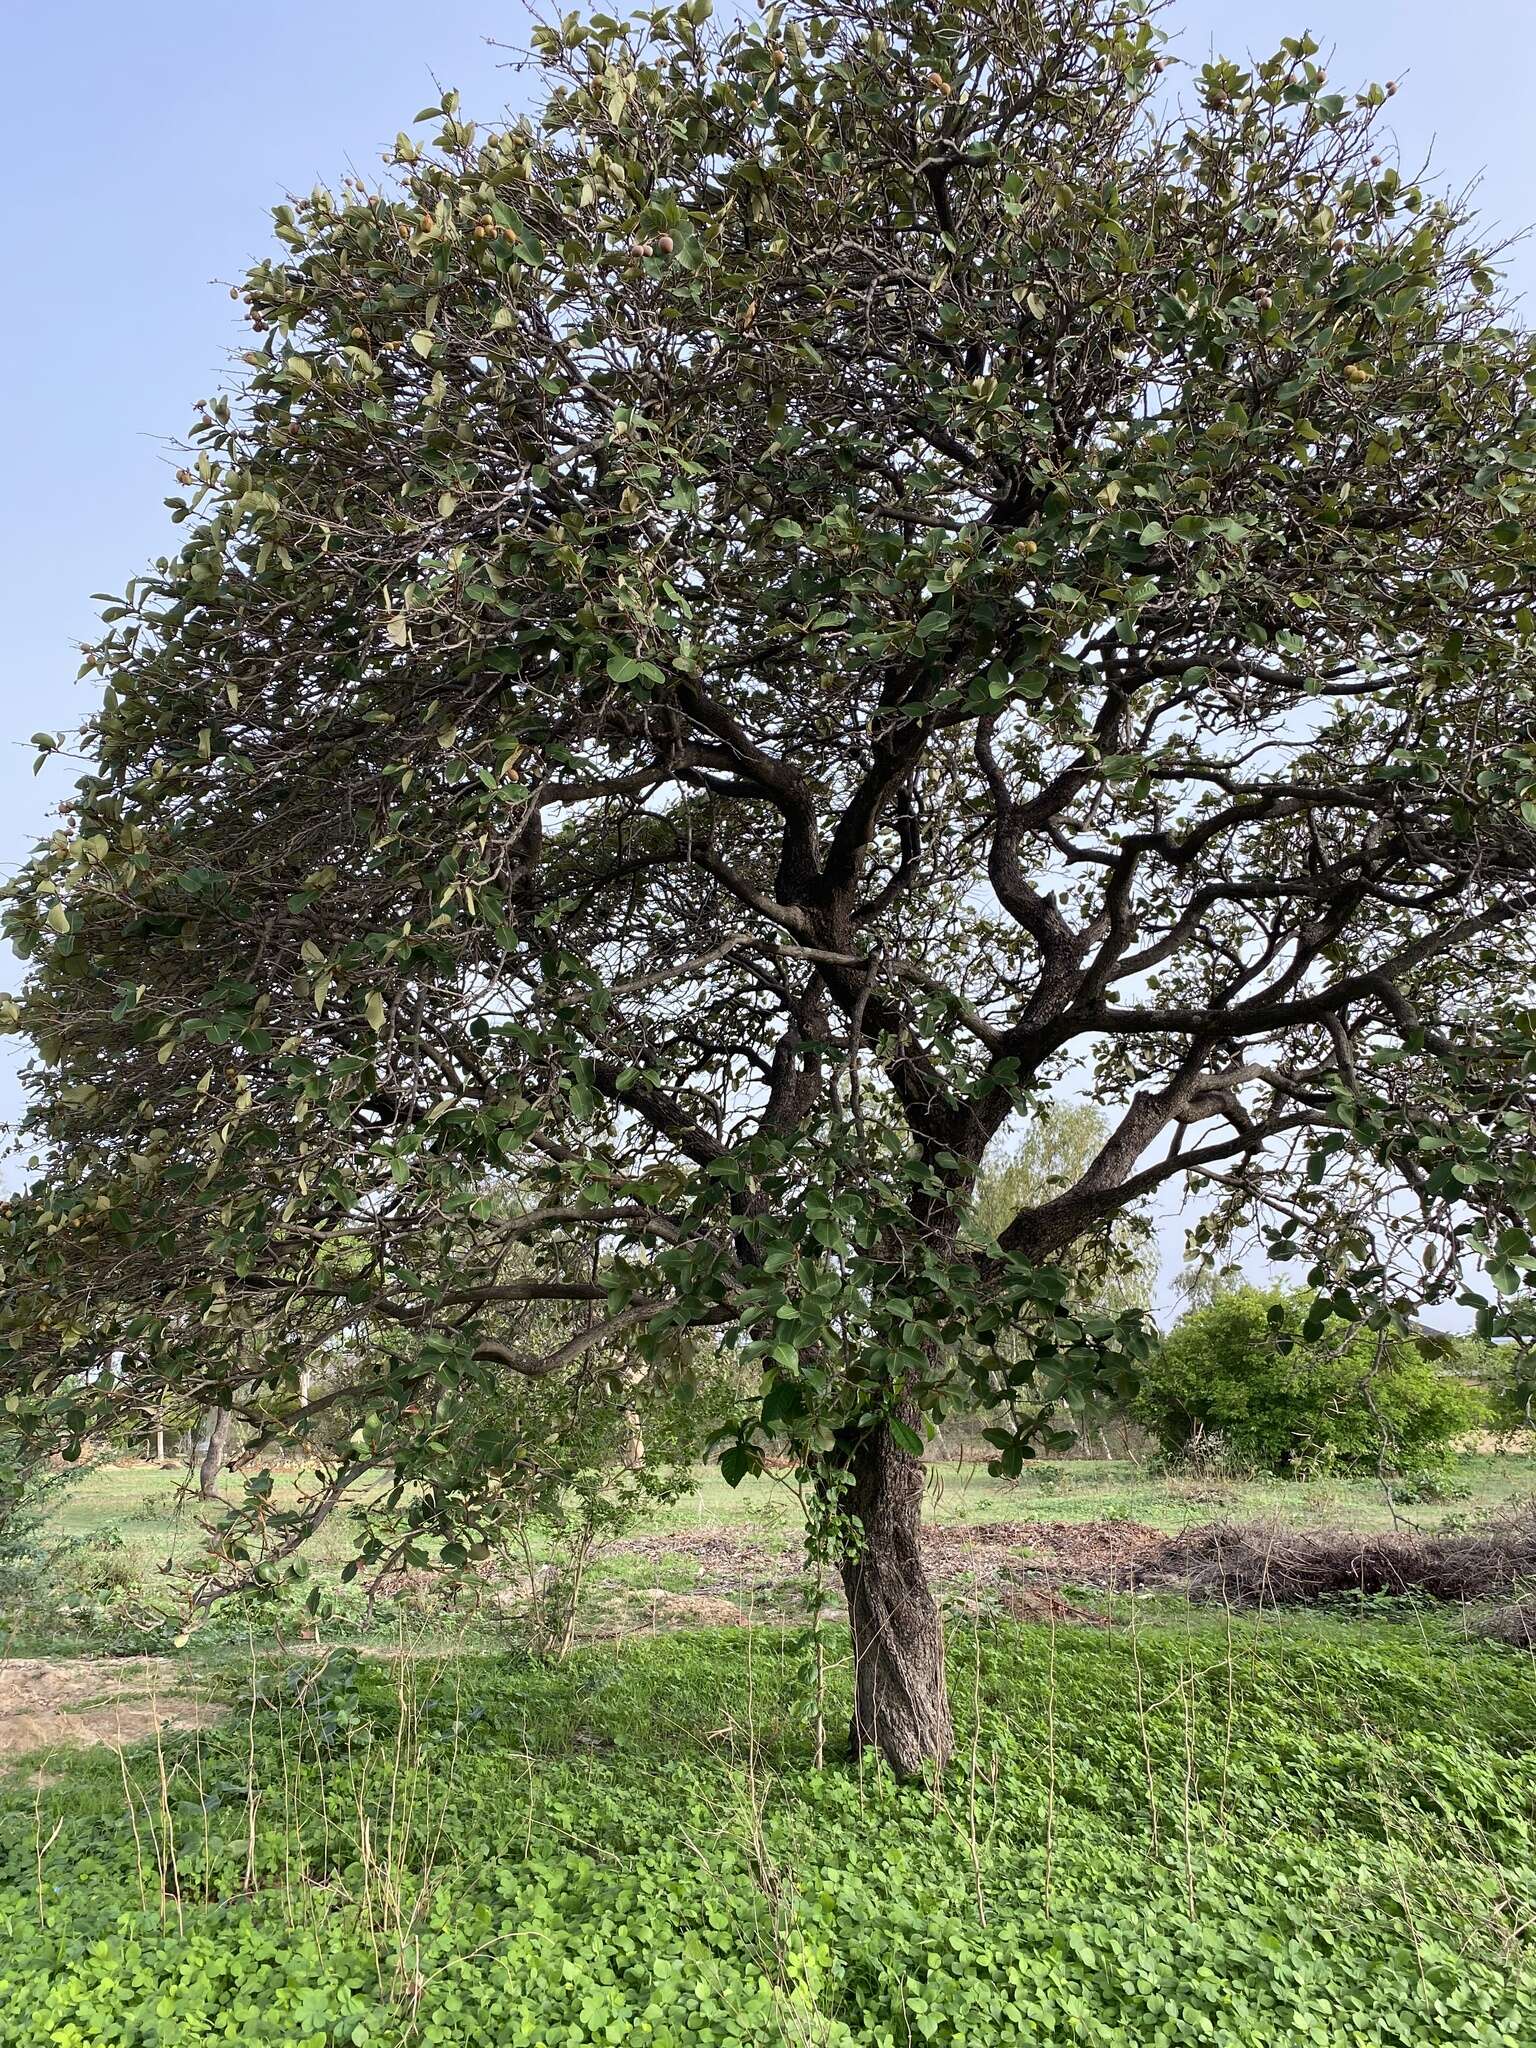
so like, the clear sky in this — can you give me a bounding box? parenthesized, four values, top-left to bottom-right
(2, 2, 1533, 1310)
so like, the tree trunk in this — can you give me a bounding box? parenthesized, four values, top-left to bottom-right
(831, 1416, 953, 1776)
(618, 1404, 644, 1470)
(613, 1360, 646, 1470)
(198, 1407, 233, 1500)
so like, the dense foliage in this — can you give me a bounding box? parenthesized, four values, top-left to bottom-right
(5, 0, 1536, 1765)
(1443, 1331, 1536, 1439)
(3, 1618, 1535, 2045)
(196, 1310, 731, 1614)
(1134, 1288, 1483, 1476)
(0, 1436, 77, 1612)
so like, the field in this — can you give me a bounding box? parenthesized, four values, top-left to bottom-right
(33, 1447, 1536, 1620)
(48, 1446, 1536, 1553)
(8, 1447, 1529, 1650)
(3, 1454, 1536, 2044)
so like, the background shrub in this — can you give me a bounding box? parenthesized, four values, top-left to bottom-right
(1134, 1289, 1482, 1478)
(1442, 1332, 1536, 1440)
(0, 1428, 81, 1610)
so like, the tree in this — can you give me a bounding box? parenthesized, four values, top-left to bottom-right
(964, 1103, 1154, 1448)
(1170, 1256, 1248, 1313)
(969, 1102, 1155, 1318)
(4, 0, 1536, 1773)
(1134, 1287, 1482, 1477)
(1435, 1330, 1536, 1441)
(196, 1406, 234, 1500)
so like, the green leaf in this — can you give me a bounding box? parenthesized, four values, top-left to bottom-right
(760, 1381, 803, 1428)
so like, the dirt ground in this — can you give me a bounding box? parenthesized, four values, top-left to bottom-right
(921, 1518, 1167, 1587)
(0, 1657, 224, 1765)
(611, 1516, 1168, 1596)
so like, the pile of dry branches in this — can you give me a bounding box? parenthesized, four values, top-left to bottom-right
(1160, 1508, 1536, 1608)
(1478, 1595, 1536, 1650)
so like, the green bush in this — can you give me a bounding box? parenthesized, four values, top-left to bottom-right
(1134, 1289, 1482, 1478)
(0, 1428, 81, 1618)
(1445, 1332, 1536, 1439)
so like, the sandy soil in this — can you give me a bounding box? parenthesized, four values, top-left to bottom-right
(0, 1657, 225, 1763)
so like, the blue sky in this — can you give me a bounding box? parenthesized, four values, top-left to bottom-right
(2, 2, 1533, 1308)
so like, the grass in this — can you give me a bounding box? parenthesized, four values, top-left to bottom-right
(52, 1444, 1536, 1550)
(3, 1613, 1535, 2044)
(581, 1446, 1536, 1538)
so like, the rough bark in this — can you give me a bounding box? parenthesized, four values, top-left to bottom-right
(618, 1406, 644, 1470)
(613, 1360, 647, 1470)
(198, 1406, 233, 1500)
(832, 1415, 953, 1776)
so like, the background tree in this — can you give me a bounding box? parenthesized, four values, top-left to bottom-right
(969, 1102, 1155, 1318)
(1428, 1330, 1536, 1444)
(195, 1405, 235, 1501)
(1169, 1255, 1248, 1313)
(963, 1102, 1154, 1450)
(4, 0, 1536, 1773)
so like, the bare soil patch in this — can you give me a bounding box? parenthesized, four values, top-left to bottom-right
(611, 1527, 793, 1592)
(615, 1510, 1536, 1617)
(612, 1517, 1166, 1588)
(994, 1584, 1111, 1626)
(628, 1590, 750, 1628)
(0, 1658, 225, 1763)
(923, 1518, 1165, 1588)
(609, 1518, 1163, 1620)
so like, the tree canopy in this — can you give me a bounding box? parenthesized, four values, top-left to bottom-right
(4, 0, 1536, 1768)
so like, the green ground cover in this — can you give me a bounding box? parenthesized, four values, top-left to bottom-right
(3, 1614, 1533, 2046)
